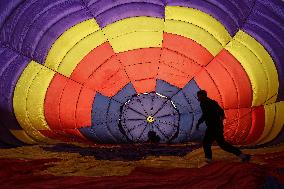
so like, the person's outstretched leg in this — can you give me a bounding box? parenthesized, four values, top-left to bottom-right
(203, 129, 214, 163)
(216, 136, 241, 156)
(215, 126, 250, 162)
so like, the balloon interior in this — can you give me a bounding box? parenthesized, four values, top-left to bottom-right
(0, 0, 283, 147)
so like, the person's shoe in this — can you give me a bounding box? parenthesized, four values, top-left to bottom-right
(198, 159, 212, 168)
(239, 154, 251, 162)
(205, 158, 213, 164)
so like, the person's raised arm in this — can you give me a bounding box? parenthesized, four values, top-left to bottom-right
(214, 101, 225, 120)
(196, 115, 205, 130)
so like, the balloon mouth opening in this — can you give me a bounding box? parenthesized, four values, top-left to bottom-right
(119, 92, 180, 143)
(146, 116, 155, 123)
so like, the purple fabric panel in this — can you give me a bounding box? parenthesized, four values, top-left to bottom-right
(33, 8, 92, 63)
(21, 1, 90, 63)
(0, 0, 92, 64)
(243, 1, 284, 101)
(0, 0, 24, 29)
(230, 0, 255, 21)
(257, 0, 284, 20)
(11, 0, 67, 51)
(0, 46, 30, 130)
(84, 0, 165, 16)
(243, 24, 284, 101)
(0, 0, 38, 45)
(165, 0, 240, 36)
(253, 2, 284, 30)
(88, 2, 164, 27)
(0, 121, 25, 146)
(250, 2, 284, 46)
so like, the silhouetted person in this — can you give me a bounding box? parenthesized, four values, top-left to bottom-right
(196, 90, 250, 163)
(147, 131, 161, 144)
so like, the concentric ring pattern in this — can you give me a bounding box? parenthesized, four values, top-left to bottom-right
(0, 0, 283, 146)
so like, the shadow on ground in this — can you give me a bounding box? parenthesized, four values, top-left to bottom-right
(42, 143, 202, 161)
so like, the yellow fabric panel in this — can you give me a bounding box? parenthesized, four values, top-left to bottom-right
(234, 31, 279, 104)
(45, 19, 100, 71)
(225, 40, 268, 106)
(10, 129, 36, 144)
(27, 66, 55, 130)
(109, 31, 163, 52)
(165, 6, 231, 46)
(165, 19, 222, 56)
(259, 102, 284, 144)
(13, 61, 53, 143)
(102, 17, 164, 39)
(256, 103, 276, 144)
(58, 31, 106, 77)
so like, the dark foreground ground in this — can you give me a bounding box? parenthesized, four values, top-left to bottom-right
(0, 143, 284, 189)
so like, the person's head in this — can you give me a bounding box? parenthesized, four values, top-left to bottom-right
(148, 131, 156, 138)
(197, 90, 207, 102)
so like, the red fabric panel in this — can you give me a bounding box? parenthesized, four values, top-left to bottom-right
(163, 33, 213, 66)
(224, 108, 252, 145)
(70, 42, 115, 84)
(40, 130, 89, 143)
(39, 130, 74, 142)
(132, 79, 156, 94)
(158, 63, 191, 88)
(194, 69, 223, 107)
(99, 68, 130, 97)
(216, 50, 252, 108)
(84, 56, 122, 91)
(61, 129, 89, 142)
(223, 109, 238, 143)
(237, 108, 253, 145)
(44, 74, 68, 130)
(125, 62, 158, 81)
(245, 106, 265, 145)
(76, 86, 96, 128)
(118, 48, 161, 66)
(160, 48, 202, 80)
(59, 80, 82, 129)
(206, 60, 238, 109)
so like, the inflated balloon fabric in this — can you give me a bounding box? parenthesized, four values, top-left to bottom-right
(0, 0, 283, 146)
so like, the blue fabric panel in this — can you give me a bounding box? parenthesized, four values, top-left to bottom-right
(171, 91, 193, 142)
(112, 83, 136, 104)
(152, 122, 174, 142)
(153, 100, 174, 118)
(156, 79, 180, 98)
(107, 99, 128, 143)
(79, 126, 101, 143)
(182, 80, 201, 113)
(91, 93, 117, 143)
(151, 94, 169, 115)
(138, 92, 157, 115)
(128, 122, 150, 142)
(182, 80, 206, 140)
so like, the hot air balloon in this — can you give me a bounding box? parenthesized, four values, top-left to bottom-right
(0, 0, 283, 147)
